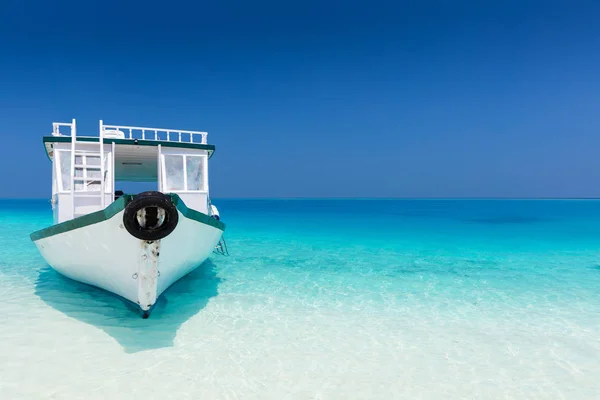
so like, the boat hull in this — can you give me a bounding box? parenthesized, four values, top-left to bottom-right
(30, 195, 225, 315)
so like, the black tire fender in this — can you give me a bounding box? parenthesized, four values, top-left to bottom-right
(123, 191, 179, 240)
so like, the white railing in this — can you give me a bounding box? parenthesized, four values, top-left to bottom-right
(101, 120, 208, 144)
(51, 119, 208, 144)
(52, 120, 76, 136)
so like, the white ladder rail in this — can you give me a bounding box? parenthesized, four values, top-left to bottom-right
(112, 141, 116, 200)
(70, 118, 76, 220)
(99, 120, 105, 208)
(157, 144, 162, 191)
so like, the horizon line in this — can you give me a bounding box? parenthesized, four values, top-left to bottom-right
(3, 196, 600, 201)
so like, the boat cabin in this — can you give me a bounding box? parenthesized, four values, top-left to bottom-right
(44, 119, 216, 224)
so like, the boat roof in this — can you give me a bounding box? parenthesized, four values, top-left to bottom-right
(44, 120, 217, 181)
(43, 135, 216, 159)
(43, 136, 216, 182)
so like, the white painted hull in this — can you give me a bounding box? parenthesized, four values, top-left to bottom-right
(33, 208, 223, 314)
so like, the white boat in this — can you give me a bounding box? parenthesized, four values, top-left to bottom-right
(30, 119, 227, 318)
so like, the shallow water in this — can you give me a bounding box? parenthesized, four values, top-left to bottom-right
(1, 199, 600, 399)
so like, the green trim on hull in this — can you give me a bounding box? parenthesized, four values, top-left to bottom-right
(30, 195, 132, 242)
(29, 194, 225, 242)
(43, 136, 216, 159)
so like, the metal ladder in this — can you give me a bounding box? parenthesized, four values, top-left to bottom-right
(70, 120, 106, 219)
(213, 236, 230, 256)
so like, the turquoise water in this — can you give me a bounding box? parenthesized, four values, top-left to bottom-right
(1, 199, 600, 399)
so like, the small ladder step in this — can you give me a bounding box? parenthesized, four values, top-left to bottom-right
(213, 236, 229, 256)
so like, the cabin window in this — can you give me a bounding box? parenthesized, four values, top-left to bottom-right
(186, 156, 205, 191)
(57, 150, 106, 192)
(75, 154, 102, 191)
(86, 156, 101, 167)
(58, 151, 71, 191)
(162, 154, 206, 192)
(164, 155, 185, 191)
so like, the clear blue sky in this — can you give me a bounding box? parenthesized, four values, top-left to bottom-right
(2, 0, 600, 198)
